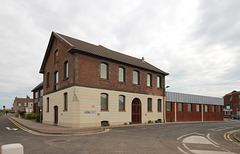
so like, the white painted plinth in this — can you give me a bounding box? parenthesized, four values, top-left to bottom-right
(1, 143, 24, 154)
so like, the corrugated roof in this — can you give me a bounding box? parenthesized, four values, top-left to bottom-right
(56, 32, 168, 75)
(166, 91, 223, 105)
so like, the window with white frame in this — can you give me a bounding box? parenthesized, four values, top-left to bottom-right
(100, 63, 108, 79)
(188, 104, 192, 112)
(133, 70, 140, 85)
(101, 93, 108, 111)
(178, 103, 183, 112)
(196, 104, 200, 112)
(205, 105, 208, 112)
(147, 73, 152, 87)
(118, 67, 125, 82)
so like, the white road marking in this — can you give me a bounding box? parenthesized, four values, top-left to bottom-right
(207, 133, 219, 146)
(209, 126, 234, 131)
(177, 132, 204, 140)
(183, 143, 190, 151)
(178, 133, 236, 154)
(5, 127, 18, 131)
(183, 136, 214, 145)
(177, 147, 189, 154)
(189, 150, 236, 154)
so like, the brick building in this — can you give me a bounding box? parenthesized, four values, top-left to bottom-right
(31, 82, 43, 114)
(12, 96, 33, 113)
(166, 92, 223, 122)
(223, 90, 240, 116)
(39, 32, 168, 128)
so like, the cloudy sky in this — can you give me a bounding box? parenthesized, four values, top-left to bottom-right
(0, 0, 240, 109)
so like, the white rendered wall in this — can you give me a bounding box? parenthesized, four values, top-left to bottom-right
(43, 86, 164, 128)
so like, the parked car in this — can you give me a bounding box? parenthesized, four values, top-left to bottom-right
(231, 115, 240, 120)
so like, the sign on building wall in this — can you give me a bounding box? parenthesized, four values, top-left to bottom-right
(84, 111, 96, 114)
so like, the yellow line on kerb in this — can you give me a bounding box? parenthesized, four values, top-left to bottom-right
(224, 129, 240, 146)
(8, 118, 109, 136)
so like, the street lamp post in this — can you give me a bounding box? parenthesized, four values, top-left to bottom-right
(163, 86, 170, 123)
(40, 108, 42, 123)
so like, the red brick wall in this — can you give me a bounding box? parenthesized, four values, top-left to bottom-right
(176, 103, 202, 121)
(43, 37, 74, 94)
(76, 53, 165, 95)
(203, 105, 223, 121)
(166, 102, 223, 122)
(43, 36, 165, 96)
(224, 94, 240, 115)
(166, 102, 175, 122)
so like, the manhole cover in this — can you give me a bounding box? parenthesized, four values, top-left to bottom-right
(52, 139, 67, 143)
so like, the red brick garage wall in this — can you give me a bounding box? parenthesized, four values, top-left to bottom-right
(166, 102, 175, 122)
(203, 105, 223, 121)
(176, 103, 202, 121)
(166, 103, 224, 122)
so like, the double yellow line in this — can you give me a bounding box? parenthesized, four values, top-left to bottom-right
(224, 129, 240, 146)
(8, 118, 110, 136)
(8, 118, 43, 135)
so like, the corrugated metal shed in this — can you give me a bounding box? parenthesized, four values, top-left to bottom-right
(166, 91, 223, 105)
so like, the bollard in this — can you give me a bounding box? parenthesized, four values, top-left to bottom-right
(1, 143, 24, 154)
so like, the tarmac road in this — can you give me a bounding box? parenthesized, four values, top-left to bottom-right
(0, 115, 240, 154)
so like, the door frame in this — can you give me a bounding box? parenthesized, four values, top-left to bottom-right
(54, 105, 58, 125)
(132, 98, 142, 124)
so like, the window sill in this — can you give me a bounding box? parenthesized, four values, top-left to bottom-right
(118, 81, 126, 84)
(101, 110, 109, 112)
(63, 110, 67, 112)
(63, 77, 69, 81)
(132, 84, 140, 86)
(119, 110, 126, 112)
(147, 111, 153, 112)
(99, 78, 109, 82)
(157, 111, 162, 113)
(46, 111, 49, 112)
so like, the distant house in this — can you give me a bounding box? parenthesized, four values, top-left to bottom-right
(31, 82, 43, 114)
(39, 32, 169, 128)
(12, 96, 33, 113)
(166, 92, 224, 122)
(223, 90, 240, 116)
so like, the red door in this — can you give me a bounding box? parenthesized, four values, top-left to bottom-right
(132, 98, 141, 124)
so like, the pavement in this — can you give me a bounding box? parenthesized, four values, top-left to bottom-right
(3, 114, 240, 139)
(9, 116, 105, 135)
(234, 131, 240, 142)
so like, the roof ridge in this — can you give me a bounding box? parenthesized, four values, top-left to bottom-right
(97, 45, 143, 61)
(56, 32, 98, 49)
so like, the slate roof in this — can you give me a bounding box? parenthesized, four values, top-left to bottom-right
(224, 90, 240, 97)
(40, 32, 168, 75)
(31, 82, 43, 92)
